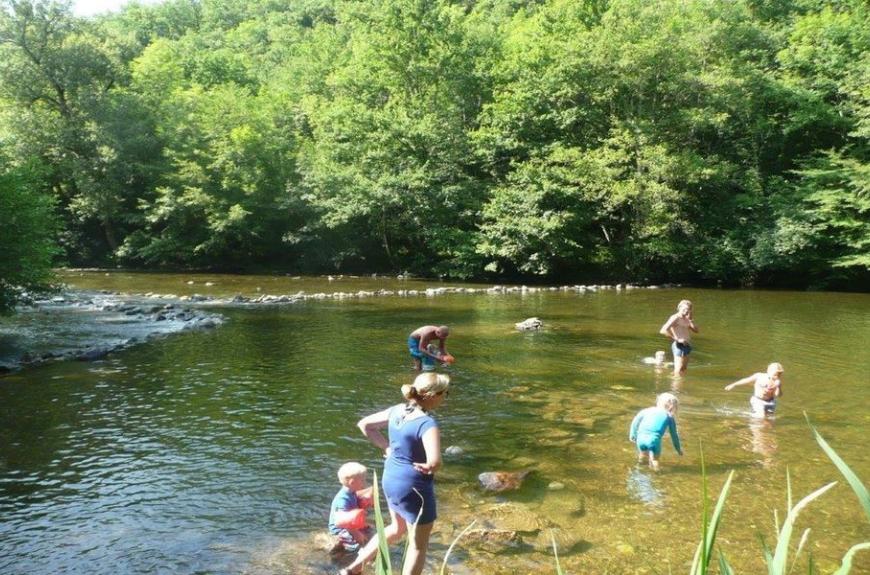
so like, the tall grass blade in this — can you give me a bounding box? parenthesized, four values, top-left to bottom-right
(789, 529, 811, 575)
(551, 530, 564, 575)
(371, 471, 393, 575)
(439, 519, 477, 575)
(691, 446, 710, 575)
(831, 542, 870, 575)
(701, 470, 734, 574)
(717, 550, 735, 575)
(806, 413, 870, 522)
(770, 481, 837, 575)
(786, 469, 793, 518)
(691, 446, 734, 575)
(759, 535, 774, 571)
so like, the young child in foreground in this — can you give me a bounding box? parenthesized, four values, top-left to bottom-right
(725, 362, 784, 417)
(629, 392, 683, 470)
(327, 462, 373, 553)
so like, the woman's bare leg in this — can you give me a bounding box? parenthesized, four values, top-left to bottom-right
(402, 521, 434, 575)
(344, 509, 407, 573)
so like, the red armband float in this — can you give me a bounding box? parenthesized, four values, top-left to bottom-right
(334, 508, 367, 530)
(357, 496, 373, 509)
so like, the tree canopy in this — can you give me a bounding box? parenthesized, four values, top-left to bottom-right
(0, 0, 867, 300)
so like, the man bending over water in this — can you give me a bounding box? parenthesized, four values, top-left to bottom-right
(408, 325, 449, 371)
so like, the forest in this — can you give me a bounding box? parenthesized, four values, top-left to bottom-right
(1, 0, 868, 311)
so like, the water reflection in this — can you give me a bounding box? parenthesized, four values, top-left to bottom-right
(626, 467, 664, 508)
(746, 417, 778, 468)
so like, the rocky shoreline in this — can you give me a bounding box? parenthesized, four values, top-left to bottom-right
(104, 281, 674, 307)
(0, 292, 224, 376)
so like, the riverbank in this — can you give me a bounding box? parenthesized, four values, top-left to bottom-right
(0, 291, 224, 375)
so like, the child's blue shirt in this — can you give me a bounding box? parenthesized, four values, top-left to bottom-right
(327, 486, 360, 534)
(629, 406, 682, 453)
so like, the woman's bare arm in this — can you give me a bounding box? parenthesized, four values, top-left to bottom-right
(357, 407, 393, 451)
(413, 426, 441, 475)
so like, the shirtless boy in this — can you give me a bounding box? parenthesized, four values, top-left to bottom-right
(408, 325, 449, 371)
(659, 300, 699, 376)
(725, 362, 784, 417)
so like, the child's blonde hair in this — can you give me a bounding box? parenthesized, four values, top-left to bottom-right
(337, 462, 367, 485)
(656, 392, 679, 414)
(767, 362, 784, 376)
(401, 372, 450, 401)
(677, 299, 693, 312)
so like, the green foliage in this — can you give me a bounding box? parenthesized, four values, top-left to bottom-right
(0, 0, 867, 285)
(0, 161, 58, 313)
(806, 413, 870, 522)
(370, 470, 393, 575)
(690, 449, 735, 575)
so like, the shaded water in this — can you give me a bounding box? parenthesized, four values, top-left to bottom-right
(1, 272, 868, 574)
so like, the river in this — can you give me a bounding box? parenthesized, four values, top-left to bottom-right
(1, 271, 868, 574)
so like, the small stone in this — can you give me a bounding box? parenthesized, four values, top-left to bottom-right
(478, 471, 531, 492)
(548, 482, 565, 490)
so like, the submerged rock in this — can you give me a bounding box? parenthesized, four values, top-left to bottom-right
(478, 470, 531, 492)
(76, 347, 111, 361)
(462, 528, 522, 553)
(313, 532, 344, 554)
(515, 317, 543, 331)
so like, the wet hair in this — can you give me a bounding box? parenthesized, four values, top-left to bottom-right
(337, 461, 367, 485)
(767, 362, 784, 376)
(656, 392, 679, 413)
(401, 372, 450, 402)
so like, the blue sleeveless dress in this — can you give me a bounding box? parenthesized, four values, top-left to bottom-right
(382, 404, 438, 524)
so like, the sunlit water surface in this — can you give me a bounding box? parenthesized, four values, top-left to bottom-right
(1, 272, 868, 574)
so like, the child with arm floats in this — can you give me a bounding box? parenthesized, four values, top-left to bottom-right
(328, 462, 373, 553)
(339, 372, 450, 575)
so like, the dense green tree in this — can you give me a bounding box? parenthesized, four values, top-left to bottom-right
(295, 0, 493, 276)
(0, 160, 58, 313)
(0, 0, 867, 288)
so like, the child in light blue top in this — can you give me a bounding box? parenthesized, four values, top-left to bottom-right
(629, 393, 683, 470)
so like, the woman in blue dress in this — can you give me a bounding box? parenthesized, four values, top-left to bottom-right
(340, 372, 450, 575)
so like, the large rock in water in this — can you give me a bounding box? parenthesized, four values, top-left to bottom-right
(515, 317, 543, 331)
(478, 470, 531, 492)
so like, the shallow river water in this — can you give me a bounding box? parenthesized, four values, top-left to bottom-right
(1, 271, 868, 574)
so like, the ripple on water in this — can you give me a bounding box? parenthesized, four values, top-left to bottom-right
(1, 285, 869, 574)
